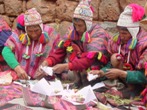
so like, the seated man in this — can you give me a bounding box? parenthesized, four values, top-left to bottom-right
(89, 4, 147, 98)
(39, 0, 111, 88)
(2, 8, 58, 79)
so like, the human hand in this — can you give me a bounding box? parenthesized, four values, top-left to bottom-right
(34, 61, 49, 79)
(38, 60, 49, 73)
(14, 65, 28, 80)
(34, 69, 47, 80)
(88, 70, 104, 77)
(105, 69, 127, 79)
(52, 63, 69, 74)
(41, 60, 49, 66)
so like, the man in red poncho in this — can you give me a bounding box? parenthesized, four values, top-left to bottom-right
(38, 0, 111, 88)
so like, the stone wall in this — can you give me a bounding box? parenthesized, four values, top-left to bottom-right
(0, 0, 146, 36)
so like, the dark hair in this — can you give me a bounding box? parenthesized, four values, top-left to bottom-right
(17, 23, 25, 32)
(72, 18, 84, 22)
(117, 26, 128, 31)
(117, 26, 141, 32)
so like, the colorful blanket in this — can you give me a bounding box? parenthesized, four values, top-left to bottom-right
(0, 83, 22, 106)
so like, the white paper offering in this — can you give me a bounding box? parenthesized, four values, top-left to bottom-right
(40, 66, 53, 76)
(87, 73, 98, 81)
(62, 85, 97, 105)
(92, 82, 105, 90)
(76, 85, 97, 104)
(30, 78, 52, 96)
(30, 78, 64, 96)
(49, 80, 64, 95)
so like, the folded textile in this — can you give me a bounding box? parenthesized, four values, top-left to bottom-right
(0, 83, 22, 106)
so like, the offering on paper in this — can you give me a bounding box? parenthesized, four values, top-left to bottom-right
(40, 66, 53, 76)
(30, 78, 64, 96)
(87, 73, 99, 81)
(92, 82, 105, 90)
(65, 94, 85, 103)
(49, 80, 64, 95)
(62, 85, 97, 105)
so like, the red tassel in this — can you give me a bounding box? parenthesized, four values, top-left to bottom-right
(123, 63, 133, 70)
(100, 54, 108, 64)
(116, 53, 123, 61)
(0, 55, 4, 61)
(141, 88, 147, 96)
(144, 62, 147, 76)
(90, 6, 94, 13)
(39, 34, 45, 44)
(87, 52, 97, 59)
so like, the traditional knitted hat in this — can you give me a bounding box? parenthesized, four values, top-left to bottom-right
(24, 8, 42, 28)
(73, 0, 93, 31)
(117, 3, 145, 50)
(114, 4, 145, 67)
(17, 13, 25, 31)
(20, 8, 49, 59)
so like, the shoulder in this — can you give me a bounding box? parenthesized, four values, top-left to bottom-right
(43, 24, 55, 34)
(11, 31, 19, 40)
(137, 30, 147, 44)
(89, 24, 102, 31)
(90, 24, 112, 39)
(6, 31, 19, 42)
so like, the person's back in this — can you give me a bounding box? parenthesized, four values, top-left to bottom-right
(0, 17, 12, 72)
